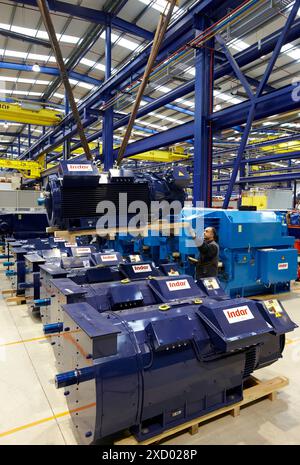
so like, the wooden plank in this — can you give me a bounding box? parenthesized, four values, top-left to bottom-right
(52, 222, 191, 242)
(2, 289, 16, 295)
(5, 296, 27, 304)
(114, 376, 288, 446)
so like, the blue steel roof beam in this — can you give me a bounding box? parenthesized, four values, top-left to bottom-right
(211, 84, 300, 131)
(0, 28, 51, 47)
(213, 151, 300, 169)
(0, 132, 40, 140)
(213, 171, 300, 186)
(214, 134, 300, 156)
(216, 34, 254, 100)
(214, 18, 300, 81)
(20, 4, 300, 160)
(0, 62, 101, 86)
(12, 0, 153, 41)
(111, 83, 300, 159)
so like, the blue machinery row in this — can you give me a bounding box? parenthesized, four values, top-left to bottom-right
(1, 228, 297, 444)
(0, 160, 299, 444)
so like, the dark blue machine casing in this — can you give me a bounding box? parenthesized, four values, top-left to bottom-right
(58, 296, 296, 444)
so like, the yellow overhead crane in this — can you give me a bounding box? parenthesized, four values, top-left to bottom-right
(0, 102, 62, 126)
(0, 158, 42, 179)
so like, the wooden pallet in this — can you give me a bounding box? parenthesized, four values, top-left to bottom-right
(49, 221, 190, 244)
(5, 295, 28, 304)
(114, 375, 288, 445)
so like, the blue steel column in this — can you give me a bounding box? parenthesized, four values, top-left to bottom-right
(103, 21, 114, 170)
(63, 95, 70, 160)
(193, 15, 214, 207)
(28, 124, 31, 148)
(18, 135, 21, 158)
(222, 0, 300, 209)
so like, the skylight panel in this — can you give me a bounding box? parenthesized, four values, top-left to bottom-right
(0, 23, 79, 44)
(138, 0, 179, 14)
(229, 39, 249, 51)
(0, 76, 50, 85)
(100, 31, 139, 51)
(80, 58, 106, 72)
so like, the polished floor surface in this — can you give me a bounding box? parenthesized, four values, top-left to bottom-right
(0, 271, 299, 445)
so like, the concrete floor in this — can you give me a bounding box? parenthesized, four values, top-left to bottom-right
(0, 270, 299, 445)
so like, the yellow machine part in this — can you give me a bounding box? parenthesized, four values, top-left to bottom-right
(0, 102, 61, 126)
(0, 158, 41, 178)
(250, 137, 300, 154)
(241, 192, 267, 210)
(130, 149, 191, 162)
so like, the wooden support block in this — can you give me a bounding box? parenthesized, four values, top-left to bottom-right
(5, 296, 26, 304)
(268, 392, 277, 402)
(230, 406, 240, 417)
(189, 424, 199, 435)
(46, 226, 60, 233)
(2, 289, 16, 295)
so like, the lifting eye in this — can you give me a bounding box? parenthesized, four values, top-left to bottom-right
(121, 278, 130, 284)
(193, 299, 203, 304)
(159, 304, 170, 311)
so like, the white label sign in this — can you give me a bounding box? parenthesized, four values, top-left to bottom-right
(132, 264, 152, 273)
(223, 305, 254, 324)
(166, 279, 191, 291)
(278, 263, 288, 270)
(264, 299, 283, 314)
(65, 243, 77, 247)
(67, 164, 93, 172)
(83, 260, 90, 268)
(101, 254, 118, 262)
(54, 238, 65, 242)
(76, 247, 91, 256)
(203, 278, 220, 290)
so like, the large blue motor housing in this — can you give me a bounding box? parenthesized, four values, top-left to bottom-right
(180, 208, 298, 297)
(0, 212, 48, 238)
(56, 279, 296, 444)
(44, 161, 189, 230)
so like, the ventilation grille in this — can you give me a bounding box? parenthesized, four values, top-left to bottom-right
(243, 346, 258, 379)
(61, 183, 150, 218)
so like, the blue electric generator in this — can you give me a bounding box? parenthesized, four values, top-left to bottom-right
(55, 283, 297, 444)
(179, 208, 298, 297)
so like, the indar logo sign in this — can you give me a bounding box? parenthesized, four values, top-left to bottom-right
(132, 264, 152, 273)
(223, 306, 254, 324)
(67, 164, 93, 172)
(101, 254, 118, 262)
(278, 263, 288, 270)
(166, 279, 191, 291)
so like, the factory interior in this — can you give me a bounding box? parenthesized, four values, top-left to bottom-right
(0, 0, 300, 447)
